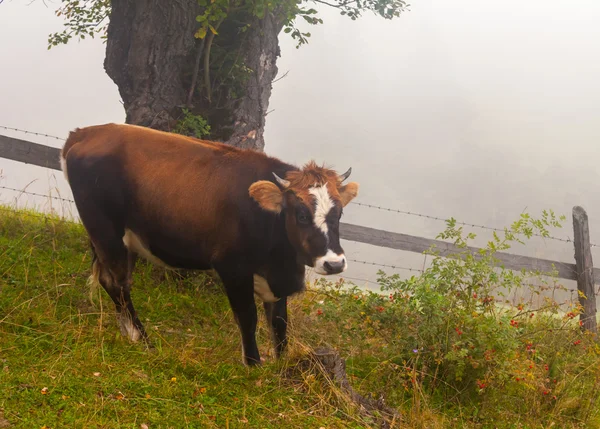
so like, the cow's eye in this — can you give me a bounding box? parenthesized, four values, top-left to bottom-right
(297, 212, 310, 225)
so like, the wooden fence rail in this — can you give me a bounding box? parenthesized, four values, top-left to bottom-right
(0, 133, 597, 333)
(0, 134, 61, 170)
(340, 223, 599, 283)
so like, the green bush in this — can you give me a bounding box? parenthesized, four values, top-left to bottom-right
(172, 108, 211, 139)
(310, 211, 600, 427)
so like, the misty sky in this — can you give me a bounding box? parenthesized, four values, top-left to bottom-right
(1, 0, 599, 293)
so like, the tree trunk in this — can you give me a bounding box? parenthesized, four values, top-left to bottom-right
(104, 0, 283, 152)
(224, 14, 283, 151)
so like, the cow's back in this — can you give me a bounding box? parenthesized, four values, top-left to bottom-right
(62, 123, 289, 269)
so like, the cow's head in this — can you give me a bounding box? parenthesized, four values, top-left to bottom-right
(249, 162, 359, 275)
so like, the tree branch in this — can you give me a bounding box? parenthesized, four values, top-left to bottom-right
(186, 38, 206, 107)
(203, 17, 225, 103)
(311, 0, 357, 9)
(272, 70, 289, 84)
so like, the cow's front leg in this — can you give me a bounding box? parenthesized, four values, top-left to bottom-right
(233, 298, 260, 365)
(264, 297, 288, 358)
(217, 269, 261, 365)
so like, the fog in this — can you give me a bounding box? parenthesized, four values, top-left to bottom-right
(1, 0, 599, 296)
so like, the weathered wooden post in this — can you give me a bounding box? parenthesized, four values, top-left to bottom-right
(572, 206, 597, 333)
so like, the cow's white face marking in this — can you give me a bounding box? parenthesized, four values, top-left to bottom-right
(253, 274, 279, 303)
(123, 229, 172, 269)
(314, 249, 347, 275)
(308, 184, 334, 237)
(307, 184, 347, 275)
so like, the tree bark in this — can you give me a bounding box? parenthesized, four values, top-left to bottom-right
(104, 1, 200, 131)
(224, 14, 283, 151)
(104, 0, 282, 152)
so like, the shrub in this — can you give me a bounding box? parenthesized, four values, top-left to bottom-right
(308, 210, 600, 427)
(172, 108, 211, 139)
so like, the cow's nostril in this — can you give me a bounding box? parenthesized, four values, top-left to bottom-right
(323, 259, 345, 274)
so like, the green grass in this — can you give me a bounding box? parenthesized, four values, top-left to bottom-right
(1, 207, 599, 429)
(0, 208, 366, 428)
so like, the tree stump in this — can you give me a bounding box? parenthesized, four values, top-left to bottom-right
(298, 346, 401, 428)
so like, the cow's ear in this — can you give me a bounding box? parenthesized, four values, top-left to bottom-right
(339, 182, 359, 207)
(249, 181, 284, 213)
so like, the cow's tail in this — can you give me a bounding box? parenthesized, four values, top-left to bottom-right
(87, 240, 102, 305)
(60, 127, 89, 184)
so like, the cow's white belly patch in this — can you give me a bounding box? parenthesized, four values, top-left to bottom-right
(253, 274, 279, 303)
(123, 229, 172, 269)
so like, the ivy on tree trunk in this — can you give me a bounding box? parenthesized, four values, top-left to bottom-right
(104, 0, 283, 151)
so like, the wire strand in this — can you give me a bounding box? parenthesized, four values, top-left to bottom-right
(0, 185, 75, 204)
(347, 258, 422, 273)
(349, 201, 598, 247)
(330, 274, 381, 286)
(0, 125, 64, 141)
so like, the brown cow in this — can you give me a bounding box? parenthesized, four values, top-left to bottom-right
(60, 123, 359, 365)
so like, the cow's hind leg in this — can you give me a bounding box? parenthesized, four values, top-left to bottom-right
(85, 225, 147, 343)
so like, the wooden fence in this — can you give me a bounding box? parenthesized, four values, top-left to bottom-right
(0, 133, 597, 333)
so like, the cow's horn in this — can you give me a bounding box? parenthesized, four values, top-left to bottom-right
(272, 172, 290, 188)
(339, 167, 352, 182)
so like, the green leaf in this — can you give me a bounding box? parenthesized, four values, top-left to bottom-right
(194, 27, 207, 39)
(208, 24, 218, 35)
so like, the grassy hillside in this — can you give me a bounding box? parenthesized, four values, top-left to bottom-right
(0, 207, 599, 428)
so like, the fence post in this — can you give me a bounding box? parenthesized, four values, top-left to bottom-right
(572, 206, 597, 333)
